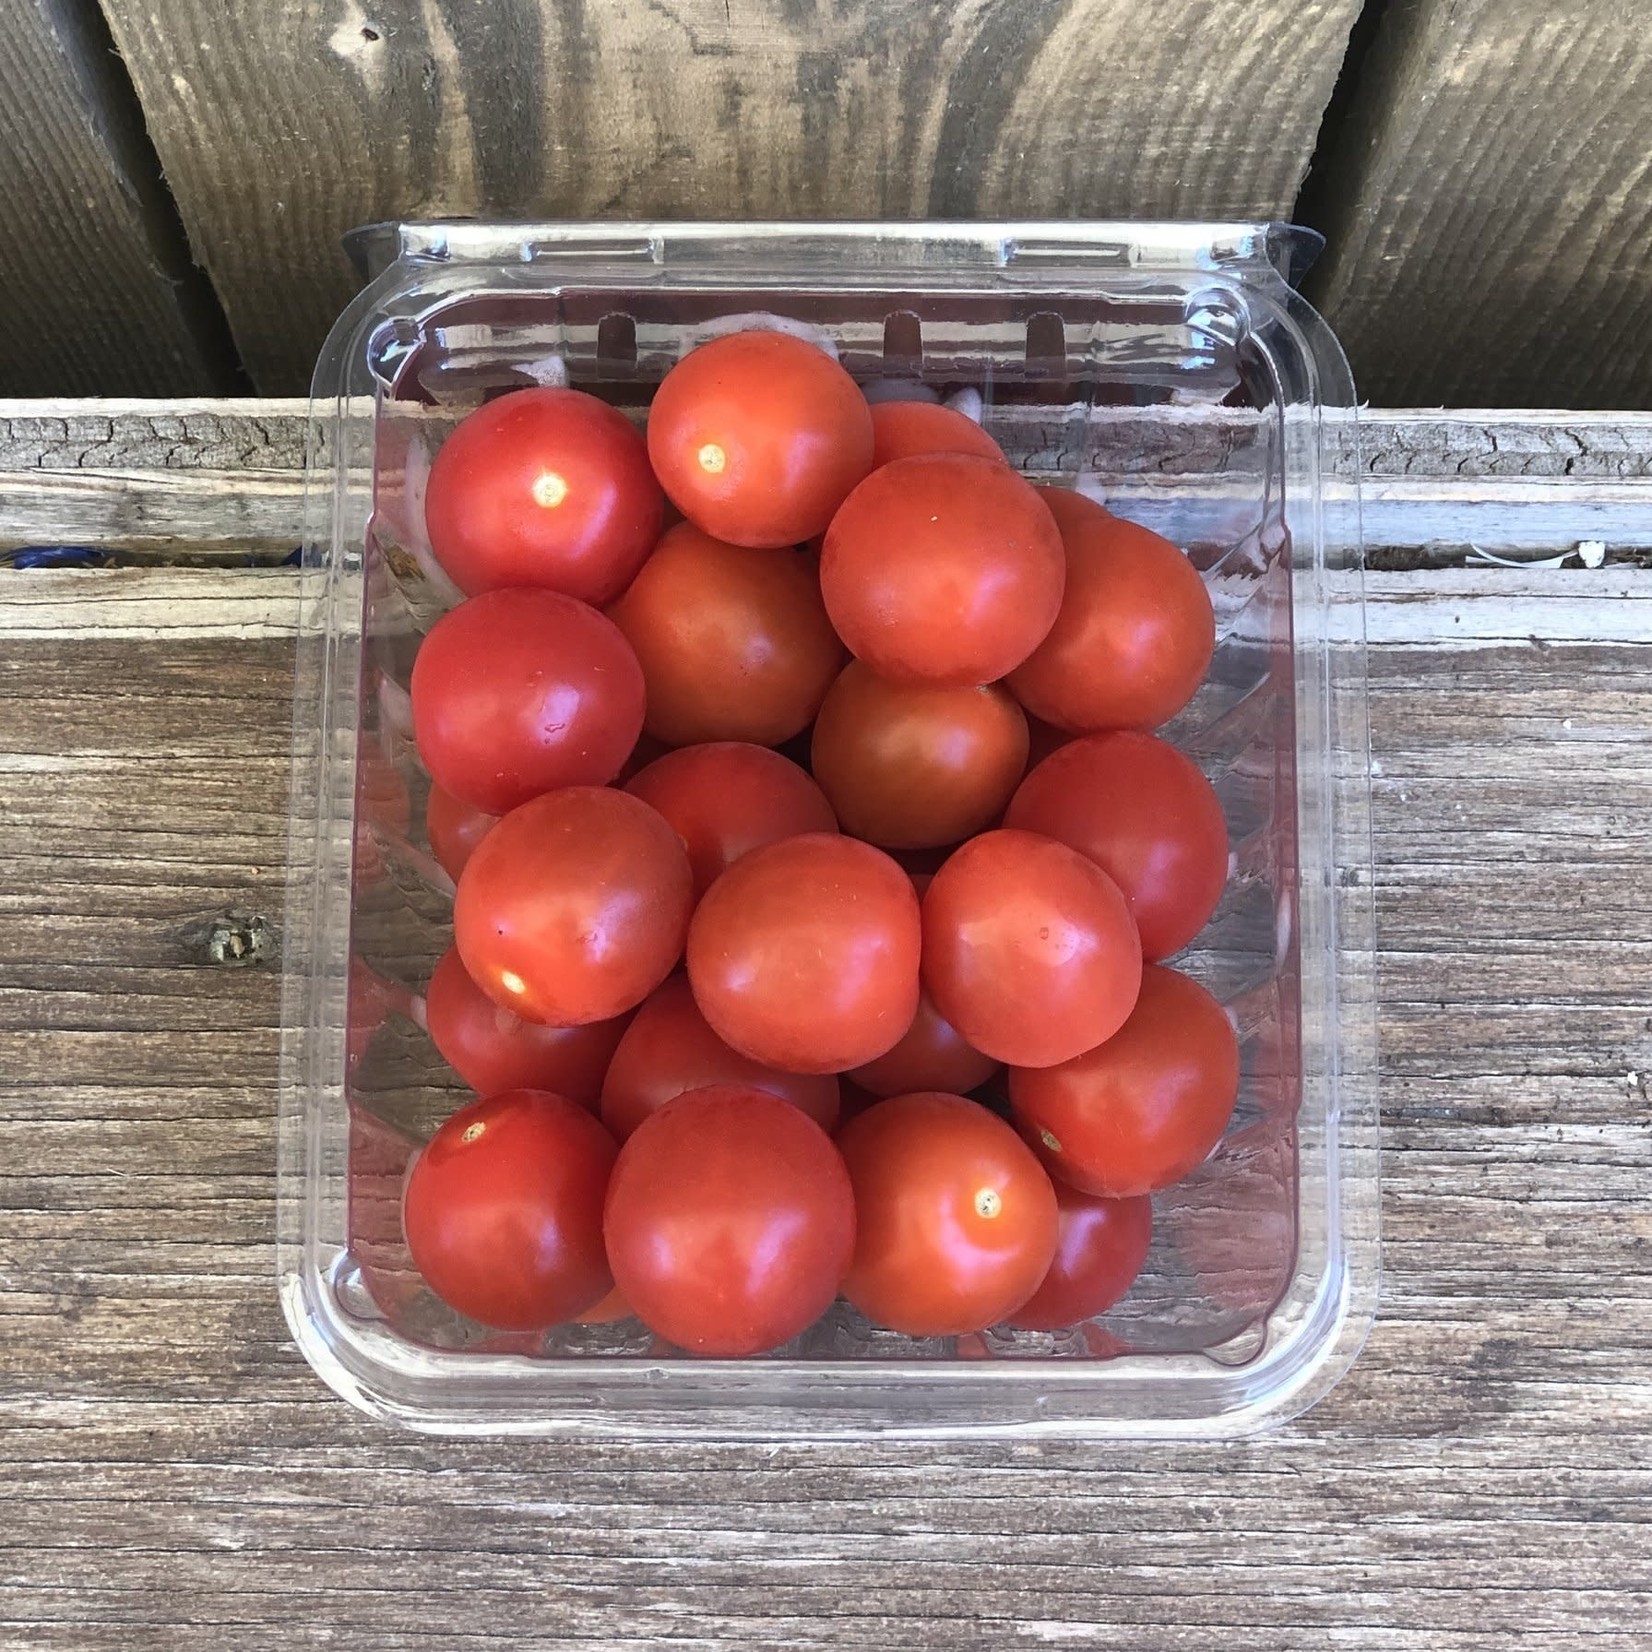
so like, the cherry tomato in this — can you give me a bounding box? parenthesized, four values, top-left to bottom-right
(608, 523, 844, 747)
(922, 828, 1141, 1069)
(846, 989, 1000, 1099)
(424, 387, 663, 604)
(411, 589, 645, 814)
(1006, 1183, 1153, 1330)
(646, 330, 873, 547)
(1006, 731, 1229, 961)
(838, 1092, 1058, 1336)
(454, 786, 692, 1025)
(402, 1089, 616, 1330)
(425, 784, 498, 882)
(820, 454, 1064, 686)
(687, 833, 920, 1073)
(1006, 488, 1214, 732)
(623, 742, 837, 898)
(810, 662, 1028, 849)
(1010, 964, 1239, 1197)
(600, 973, 840, 1139)
(424, 946, 629, 1106)
(868, 400, 1004, 469)
(604, 1084, 855, 1355)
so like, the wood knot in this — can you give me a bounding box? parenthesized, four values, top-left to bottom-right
(201, 911, 275, 968)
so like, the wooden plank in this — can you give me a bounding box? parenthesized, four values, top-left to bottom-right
(3, 401, 1652, 563)
(95, 0, 1363, 392)
(0, 0, 229, 394)
(0, 549, 1651, 1645)
(1309, 0, 1652, 408)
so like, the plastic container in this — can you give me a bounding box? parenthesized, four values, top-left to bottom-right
(281, 221, 1377, 1437)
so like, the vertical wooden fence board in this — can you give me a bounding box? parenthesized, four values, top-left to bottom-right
(95, 0, 1363, 392)
(0, 0, 227, 394)
(1307, 0, 1652, 408)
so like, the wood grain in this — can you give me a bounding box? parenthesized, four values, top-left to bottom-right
(0, 0, 228, 394)
(1, 421, 1650, 1644)
(5, 401, 1652, 563)
(1309, 0, 1652, 408)
(93, 0, 1362, 391)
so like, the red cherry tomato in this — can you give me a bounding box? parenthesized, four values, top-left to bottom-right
(424, 387, 663, 604)
(820, 454, 1064, 686)
(846, 989, 1000, 1099)
(868, 400, 1004, 469)
(646, 331, 873, 547)
(607, 523, 844, 747)
(623, 742, 837, 898)
(921, 828, 1141, 1069)
(687, 833, 920, 1073)
(411, 589, 645, 814)
(600, 974, 840, 1140)
(425, 784, 498, 882)
(810, 662, 1028, 849)
(1006, 488, 1214, 732)
(1010, 964, 1239, 1197)
(1006, 730, 1229, 961)
(604, 1084, 855, 1355)
(1006, 1183, 1152, 1330)
(424, 947, 629, 1106)
(402, 1089, 616, 1330)
(838, 1092, 1058, 1336)
(454, 787, 692, 1025)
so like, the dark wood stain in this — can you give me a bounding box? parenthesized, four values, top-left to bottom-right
(90, 0, 1361, 391)
(1309, 0, 1652, 406)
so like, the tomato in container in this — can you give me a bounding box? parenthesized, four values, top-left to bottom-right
(289, 222, 1375, 1439)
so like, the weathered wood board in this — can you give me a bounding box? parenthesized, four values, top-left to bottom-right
(94, 0, 1363, 391)
(1309, 0, 1652, 408)
(0, 407, 1650, 1645)
(0, 0, 227, 394)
